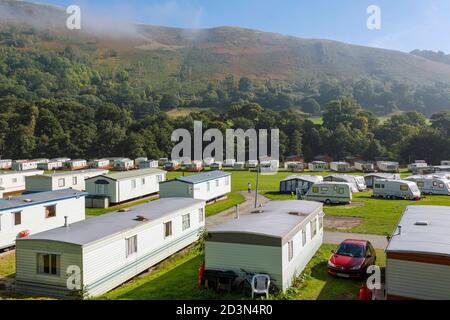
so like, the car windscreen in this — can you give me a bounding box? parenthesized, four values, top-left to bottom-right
(336, 243, 365, 258)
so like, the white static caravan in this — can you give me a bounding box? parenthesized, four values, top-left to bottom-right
(25, 169, 109, 193)
(377, 161, 399, 173)
(134, 157, 148, 168)
(210, 162, 223, 170)
(65, 159, 87, 171)
(0, 170, 44, 197)
(158, 158, 169, 166)
(324, 174, 367, 192)
(0, 159, 12, 170)
(186, 161, 204, 172)
(205, 201, 324, 292)
(203, 157, 215, 167)
(305, 182, 352, 204)
(405, 176, 450, 196)
(38, 161, 63, 171)
(86, 169, 166, 205)
(233, 162, 246, 170)
(15, 198, 205, 298)
(373, 179, 421, 200)
(89, 159, 111, 170)
(284, 162, 304, 172)
(160, 171, 231, 203)
(364, 173, 401, 188)
(0, 189, 87, 250)
(386, 206, 450, 300)
(308, 161, 328, 172)
(137, 160, 159, 169)
(223, 159, 236, 168)
(279, 175, 323, 195)
(408, 161, 428, 174)
(330, 162, 351, 173)
(246, 160, 259, 169)
(441, 160, 450, 166)
(112, 158, 135, 171)
(354, 161, 375, 173)
(12, 161, 38, 171)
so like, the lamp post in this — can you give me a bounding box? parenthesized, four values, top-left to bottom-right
(254, 164, 260, 208)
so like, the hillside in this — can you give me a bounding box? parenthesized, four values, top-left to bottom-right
(0, 0, 450, 116)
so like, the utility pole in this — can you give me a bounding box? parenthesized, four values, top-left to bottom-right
(254, 165, 260, 208)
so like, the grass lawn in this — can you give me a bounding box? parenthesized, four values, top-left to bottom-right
(205, 193, 246, 217)
(86, 197, 157, 216)
(0, 252, 15, 278)
(100, 244, 385, 300)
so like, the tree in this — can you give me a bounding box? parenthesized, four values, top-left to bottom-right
(302, 98, 320, 114)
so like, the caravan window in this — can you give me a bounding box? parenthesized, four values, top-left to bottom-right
(45, 205, 56, 219)
(417, 181, 425, 187)
(141, 178, 146, 185)
(13, 211, 21, 226)
(337, 188, 345, 194)
(157, 175, 163, 183)
(215, 179, 219, 187)
(58, 178, 65, 188)
(37, 253, 60, 276)
(126, 236, 138, 257)
(288, 241, 294, 262)
(131, 180, 137, 189)
(310, 220, 317, 239)
(312, 187, 319, 193)
(400, 185, 408, 191)
(72, 177, 78, 185)
(199, 208, 204, 223)
(319, 216, 323, 230)
(439, 183, 444, 189)
(182, 214, 191, 231)
(433, 181, 438, 187)
(207, 182, 211, 192)
(225, 176, 230, 186)
(302, 229, 307, 246)
(164, 221, 173, 238)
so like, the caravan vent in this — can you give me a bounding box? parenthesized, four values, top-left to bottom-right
(119, 208, 131, 213)
(135, 215, 149, 222)
(288, 211, 309, 217)
(23, 199, 33, 203)
(415, 221, 429, 226)
(251, 209, 264, 214)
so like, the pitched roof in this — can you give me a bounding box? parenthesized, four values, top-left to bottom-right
(172, 170, 230, 184)
(386, 206, 450, 257)
(21, 198, 204, 246)
(88, 168, 165, 181)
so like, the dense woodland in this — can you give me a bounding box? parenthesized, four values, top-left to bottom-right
(0, 25, 449, 163)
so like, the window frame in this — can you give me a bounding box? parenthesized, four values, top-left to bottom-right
(58, 178, 65, 188)
(288, 240, 294, 262)
(12, 211, 22, 226)
(126, 235, 138, 258)
(164, 221, 173, 238)
(45, 205, 56, 219)
(182, 213, 191, 231)
(198, 208, 204, 223)
(37, 253, 60, 276)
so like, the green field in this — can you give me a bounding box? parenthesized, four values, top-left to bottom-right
(0, 252, 15, 278)
(100, 244, 385, 300)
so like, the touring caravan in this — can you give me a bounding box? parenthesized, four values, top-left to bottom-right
(441, 161, 450, 166)
(405, 176, 450, 195)
(279, 175, 323, 195)
(305, 182, 352, 205)
(408, 161, 428, 173)
(354, 161, 375, 173)
(330, 162, 351, 173)
(373, 180, 421, 200)
(324, 174, 366, 192)
(364, 173, 401, 188)
(377, 161, 399, 173)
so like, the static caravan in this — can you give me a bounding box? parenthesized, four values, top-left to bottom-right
(305, 182, 352, 204)
(25, 169, 108, 193)
(408, 161, 428, 173)
(0, 189, 86, 250)
(210, 162, 223, 170)
(186, 160, 204, 172)
(364, 173, 400, 188)
(233, 162, 246, 170)
(441, 160, 450, 166)
(86, 169, 166, 205)
(279, 175, 323, 195)
(386, 206, 450, 300)
(160, 171, 231, 203)
(112, 158, 134, 171)
(308, 161, 328, 172)
(33, 158, 49, 165)
(354, 161, 375, 173)
(205, 201, 324, 292)
(260, 160, 280, 174)
(38, 161, 64, 171)
(405, 176, 450, 196)
(89, 159, 111, 170)
(373, 179, 421, 200)
(12, 161, 38, 171)
(0, 159, 12, 170)
(15, 198, 205, 298)
(377, 161, 399, 173)
(65, 159, 87, 171)
(284, 162, 304, 172)
(163, 160, 181, 171)
(134, 157, 148, 168)
(179, 157, 192, 166)
(223, 159, 236, 168)
(158, 158, 169, 166)
(0, 170, 44, 196)
(138, 160, 159, 169)
(330, 162, 351, 173)
(433, 165, 450, 173)
(203, 157, 215, 167)
(324, 174, 366, 192)
(51, 158, 71, 163)
(246, 160, 259, 169)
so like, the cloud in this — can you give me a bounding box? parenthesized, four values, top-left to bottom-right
(143, 1, 205, 29)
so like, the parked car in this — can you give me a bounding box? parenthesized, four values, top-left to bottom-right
(327, 240, 377, 279)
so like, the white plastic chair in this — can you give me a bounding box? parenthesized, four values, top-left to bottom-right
(251, 274, 271, 299)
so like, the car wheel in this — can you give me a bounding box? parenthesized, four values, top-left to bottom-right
(325, 199, 331, 205)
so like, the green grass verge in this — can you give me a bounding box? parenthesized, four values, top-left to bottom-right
(86, 197, 156, 216)
(0, 252, 15, 278)
(205, 193, 246, 217)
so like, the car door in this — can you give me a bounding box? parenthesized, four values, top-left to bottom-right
(366, 243, 376, 266)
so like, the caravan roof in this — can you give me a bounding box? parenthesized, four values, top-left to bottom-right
(386, 206, 450, 256)
(21, 198, 204, 246)
(208, 201, 323, 241)
(89, 168, 165, 181)
(175, 171, 230, 184)
(282, 175, 323, 184)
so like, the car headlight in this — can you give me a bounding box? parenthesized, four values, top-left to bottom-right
(350, 265, 363, 270)
(328, 261, 336, 268)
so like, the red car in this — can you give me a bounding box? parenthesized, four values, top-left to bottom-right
(327, 239, 376, 279)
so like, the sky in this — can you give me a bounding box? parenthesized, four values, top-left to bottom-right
(32, 0, 450, 53)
